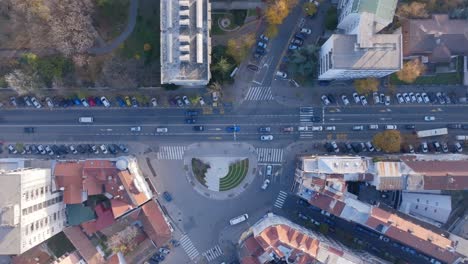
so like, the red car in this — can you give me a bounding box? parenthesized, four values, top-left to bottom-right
(87, 97, 96, 107)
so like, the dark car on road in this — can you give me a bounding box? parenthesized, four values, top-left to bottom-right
(193, 125, 204, 131)
(24, 127, 35, 133)
(247, 64, 259, 72)
(226, 126, 240, 132)
(185, 110, 199, 116)
(185, 118, 196, 124)
(448, 124, 462, 129)
(259, 127, 271, 132)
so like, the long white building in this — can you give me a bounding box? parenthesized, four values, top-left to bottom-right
(318, 0, 402, 80)
(0, 160, 65, 255)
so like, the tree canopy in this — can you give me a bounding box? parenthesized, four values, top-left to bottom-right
(373, 130, 401, 153)
(396, 58, 426, 83)
(353, 78, 379, 95)
(303, 2, 317, 17)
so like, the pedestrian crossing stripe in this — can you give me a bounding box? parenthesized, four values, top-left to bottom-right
(245, 86, 274, 101)
(157, 146, 186, 160)
(256, 148, 284, 163)
(202, 245, 223, 262)
(274, 191, 288, 208)
(180, 234, 200, 260)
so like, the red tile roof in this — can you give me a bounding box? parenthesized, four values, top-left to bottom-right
(242, 236, 264, 257)
(83, 160, 118, 181)
(81, 204, 115, 236)
(139, 200, 172, 247)
(118, 170, 150, 206)
(110, 199, 134, 219)
(54, 162, 84, 204)
(63, 226, 105, 264)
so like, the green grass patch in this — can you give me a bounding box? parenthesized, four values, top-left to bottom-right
(192, 158, 210, 187)
(46, 232, 76, 257)
(219, 159, 248, 191)
(211, 10, 247, 35)
(94, 0, 130, 41)
(120, 0, 159, 64)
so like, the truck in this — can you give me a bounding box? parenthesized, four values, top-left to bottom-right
(456, 135, 468, 141)
(416, 128, 448, 138)
(78, 117, 93, 123)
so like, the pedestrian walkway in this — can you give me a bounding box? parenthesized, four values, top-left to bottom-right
(245, 86, 274, 101)
(256, 148, 284, 164)
(274, 191, 288, 209)
(180, 234, 200, 261)
(299, 107, 315, 138)
(202, 245, 223, 262)
(157, 146, 186, 160)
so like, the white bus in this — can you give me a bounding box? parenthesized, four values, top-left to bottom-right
(416, 128, 448, 138)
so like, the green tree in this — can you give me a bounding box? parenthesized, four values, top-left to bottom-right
(287, 45, 319, 83)
(353, 78, 380, 95)
(303, 2, 317, 16)
(325, 7, 338, 30)
(373, 130, 401, 153)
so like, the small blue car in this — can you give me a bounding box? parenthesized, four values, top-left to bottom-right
(226, 126, 240, 132)
(163, 192, 172, 202)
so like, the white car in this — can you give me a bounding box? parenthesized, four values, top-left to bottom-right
(37, 145, 46, 155)
(100, 144, 109, 154)
(69, 145, 78, 154)
(384, 96, 390, 106)
(409, 92, 417, 103)
(45, 97, 54, 108)
(156, 127, 168, 133)
(369, 124, 379, 130)
(379, 235, 390, 242)
(31, 97, 42, 108)
(325, 126, 336, 131)
(321, 95, 330, 105)
(385, 125, 397, 130)
(321, 210, 331, 217)
(182, 96, 191, 105)
(100, 96, 111, 107)
(341, 95, 350, 106)
(81, 98, 89, 107)
(151, 98, 158, 107)
(8, 145, 18, 154)
(455, 142, 463, 153)
(266, 165, 272, 176)
(261, 179, 271, 190)
(260, 135, 274, 141)
(421, 92, 430, 103)
(352, 93, 360, 104)
(312, 126, 323, 131)
(199, 97, 206, 106)
(402, 93, 411, 103)
(360, 95, 368, 106)
(421, 142, 428, 153)
(275, 71, 288, 79)
(415, 93, 423, 103)
(373, 92, 380, 104)
(229, 214, 248, 225)
(396, 93, 404, 104)
(424, 116, 435, 121)
(131, 126, 142, 132)
(330, 141, 339, 153)
(300, 28, 312, 34)
(212, 92, 219, 102)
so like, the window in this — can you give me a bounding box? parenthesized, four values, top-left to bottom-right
(59, 195, 63, 202)
(25, 227, 28, 235)
(45, 186, 48, 193)
(28, 207, 32, 213)
(38, 203, 43, 210)
(25, 192, 29, 200)
(36, 189, 39, 196)
(31, 190, 34, 199)
(33, 205, 37, 211)
(43, 201, 46, 208)
(31, 224, 34, 232)
(53, 212, 56, 221)
(45, 218, 48, 224)
(22, 209, 27, 216)
(35, 221, 39, 229)
(416, 198, 420, 202)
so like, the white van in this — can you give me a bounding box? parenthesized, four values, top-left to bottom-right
(229, 214, 248, 225)
(79, 117, 93, 123)
(156, 127, 168, 133)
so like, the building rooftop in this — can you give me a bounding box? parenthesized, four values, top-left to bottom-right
(399, 192, 452, 224)
(351, 0, 398, 26)
(139, 199, 172, 247)
(63, 226, 105, 264)
(160, 0, 211, 85)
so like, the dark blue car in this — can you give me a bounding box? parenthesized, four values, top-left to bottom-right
(115, 97, 126, 107)
(185, 110, 199, 116)
(73, 98, 81, 106)
(94, 97, 103, 106)
(226, 126, 240, 132)
(163, 192, 172, 202)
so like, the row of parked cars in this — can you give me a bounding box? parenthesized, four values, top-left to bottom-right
(324, 140, 463, 154)
(288, 28, 311, 51)
(7, 143, 129, 156)
(321, 91, 459, 106)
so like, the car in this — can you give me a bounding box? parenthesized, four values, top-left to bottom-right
(385, 125, 397, 130)
(115, 96, 126, 107)
(69, 145, 78, 154)
(31, 97, 42, 108)
(365, 141, 375, 152)
(353, 125, 364, 131)
(23, 96, 33, 107)
(266, 165, 272, 176)
(80, 98, 89, 107)
(442, 142, 449, 153)
(368, 124, 379, 130)
(108, 144, 117, 154)
(8, 145, 18, 154)
(72, 97, 81, 106)
(321, 95, 331, 105)
(403, 93, 411, 103)
(312, 126, 322, 131)
(182, 96, 191, 105)
(276, 71, 288, 79)
(384, 95, 390, 105)
(325, 126, 336, 131)
(330, 141, 339, 153)
(90, 145, 99, 154)
(298, 213, 308, 220)
(229, 214, 248, 225)
(163, 191, 173, 202)
(37, 145, 46, 155)
(45, 145, 54, 155)
(87, 97, 96, 107)
(185, 118, 196, 124)
(455, 142, 463, 153)
(408, 144, 415, 153)
(433, 141, 442, 152)
(421, 92, 430, 103)
(424, 116, 435, 121)
(260, 135, 274, 141)
(10, 97, 17, 107)
(405, 124, 415, 129)
(436, 92, 445, 104)
(300, 27, 312, 34)
(379, 235, 390, 242)
(149, 97, 158, 107)
(259, 34, 269, 42)
(45, 97, 54, 108)
(130, 126, 142, 132)
(291, 38, 303, 46)
(226, 126, 240, 132)
(341, 95, 350, 106)
(311, 116, 321, 122)
(94, 97, 103, 106)
(283, 127, 294, 132)
(294, 33, 306, 40)
(131, 96, 139, 107)
(159, 247, 170, 255)
(175, 96, 184, 107)
(212, 92, 219, 102)
(123, 96, 132, 107)
(100, 144, 109, 154)
(443, 92, 451, 104)
(186, 110, 199, 116)
(100, 96, 111, 107)
(448, 124, 462, 129)
(396, 93, 404, 104)
(379, 93, 385, 104)
(261, 179, 271, 190)
(192, 126, 204, 131)
(321, 210, 331, 217)
(118, 144, 129, 153)
(257, 41, 267, 49)
(259, 127, 271, 132)
(24, 127, 35, 133)
(416, 93, 423, 103)
(288, 44, 299, 50)
(156, 127, 168, 133)
(247, 64, 259, 72)
(352, 93, 360, 104)
(421, 142, 429, 153)
(254, 47, 266, 55)
(198, 97, 206, 106)
(360, 95, 368, 106)
(409, 92, 417, 103)
(373, 92, 380, 104)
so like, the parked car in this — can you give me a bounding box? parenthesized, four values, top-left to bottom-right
(385, 125, 397, 130)
(276, 71, 288, 79)
(368, 124, 379, 130)
(360, 95, 368, 106)
(182, 96, 191, 105)
(352, 93, 360, 104)
(288, 44, 299, 50)
(330, 141, 339, 153)
(151, 98, 158, 107)
(45, 97, 54, 108)
(87, 97, 96, 107)
(80, 98, 89, 107)
(131, 96, 139, 107)
(260, 135, 274, 141)
(365, 141, 375, 152)
(455, 142, 463, 153)
(291, 38, 303, 46)
(115, 96, 126, 107)
(421, 92, 430, 103)
(259, 34, 269, 42)
(198, 97, 206, 106)
(373, 92, 380, 104)
(341, 94, 350, 106)
(124, 96, 132, 107)
(23, 96, 33, 107)
(353, 125, 364, 131)
(421, 142, 429, 153)
(100, 96, 111, 107)
(31, 97, 42, 108)
(257, 41, 267, 49)
(300, 28, 312, 34)
(396, 93, 404, 104)
(163, 191, 173, 202)
(10, 97, 17, 107)
(261, 179, 271, 190)
(321, 95, 331, 105)
(266, 165, 272, 176)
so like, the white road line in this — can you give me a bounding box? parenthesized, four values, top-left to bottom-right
(245, 86, 274, 101)
(202, 245, 223, 262)
(256, 148, 284, 163)
(157, 146, 186, 160)
(180, 235, 200, 261)
(274, 191, 288, 208)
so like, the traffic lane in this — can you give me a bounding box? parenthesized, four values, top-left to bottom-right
(323, 114, 468, 124)
(326, 104, 468, 114)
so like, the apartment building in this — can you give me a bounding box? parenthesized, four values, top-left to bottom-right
(318, 0, 402, 80)
(0, 162, 65, 255)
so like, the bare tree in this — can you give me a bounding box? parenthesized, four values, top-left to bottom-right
(4, 69, 42, 95)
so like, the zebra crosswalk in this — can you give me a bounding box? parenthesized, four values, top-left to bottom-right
(274, 191, 288, 208)
(157, 146, 186, 160)
(245, 86, 274, 101)
(299, 107, 316, 138)
(256, 148, 284, 164)
(180, 234, 200, 261)
(202, 245, 223, 262)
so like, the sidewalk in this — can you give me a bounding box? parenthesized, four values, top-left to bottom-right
(211, 0, 265, 10)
